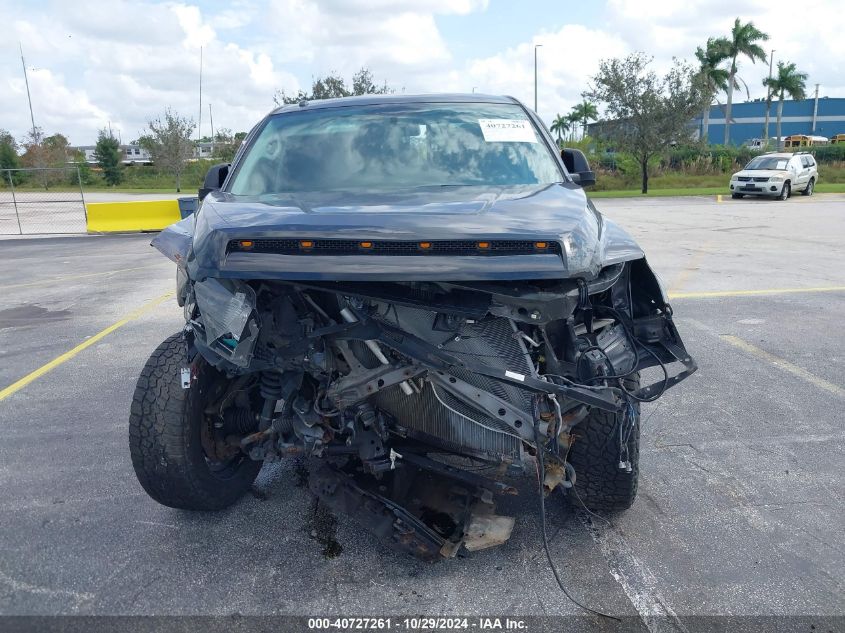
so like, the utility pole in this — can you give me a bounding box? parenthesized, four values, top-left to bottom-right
(763, 49, 775, 147)
(19, 42, 37, 138)
(534, 44, 543, 113)
(812, 84, 820, 133)
(198, 46, 203, 143)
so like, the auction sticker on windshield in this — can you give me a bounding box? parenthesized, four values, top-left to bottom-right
(478, 119, 537, 143)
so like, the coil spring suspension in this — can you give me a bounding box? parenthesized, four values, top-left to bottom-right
(260, 371, 285, 400)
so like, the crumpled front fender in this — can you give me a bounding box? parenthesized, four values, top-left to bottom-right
(151, 215, 194, 264)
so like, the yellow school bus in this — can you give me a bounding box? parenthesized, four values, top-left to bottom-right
(830, 134, 845, 144)
(784, 135, 830, 147)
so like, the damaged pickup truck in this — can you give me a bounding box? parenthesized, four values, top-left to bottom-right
(130, 94, 696, 562)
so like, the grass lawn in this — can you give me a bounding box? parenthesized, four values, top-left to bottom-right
(590, 182, 845, 198)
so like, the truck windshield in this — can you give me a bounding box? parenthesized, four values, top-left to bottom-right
(227, 103, 563, 195)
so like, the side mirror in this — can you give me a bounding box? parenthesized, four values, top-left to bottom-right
(561, 148, 596, 187)
(199, 163, 230, 201)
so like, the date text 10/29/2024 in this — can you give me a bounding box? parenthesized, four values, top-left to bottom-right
(307, 617, 529, 631)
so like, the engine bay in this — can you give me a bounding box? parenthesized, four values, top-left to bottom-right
(176, 259, 696, 560)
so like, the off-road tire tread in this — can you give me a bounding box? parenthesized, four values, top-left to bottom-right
(566, 374, 640, 512)
(129, 333, 261, 510)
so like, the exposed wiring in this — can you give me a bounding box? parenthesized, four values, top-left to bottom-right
(570, 480, 615, 530)
(313, 390, 341, 417)
(575, 306, 670, 403)
(533, 423, 620, 622)
(541, 373, 611, 393)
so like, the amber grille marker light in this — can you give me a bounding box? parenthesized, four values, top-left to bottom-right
(299, 240, 314, 249)
(534, 242, 548, 249)
(419, 242, 432, 250)
(359, 241, 373, 249)
(239, 240, 254, 249)
(477, 241, 490, 249)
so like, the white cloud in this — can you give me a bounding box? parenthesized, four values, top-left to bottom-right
(264, 0, 456, 83)
(0, 0, 842, 147)
(602, 0, 845, 98)
(0, 0, 299, 144)
(446, 24, 628, 124)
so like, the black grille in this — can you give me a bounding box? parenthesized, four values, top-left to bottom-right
(227, 238, 561, 256)
(737, 176, 769, 182)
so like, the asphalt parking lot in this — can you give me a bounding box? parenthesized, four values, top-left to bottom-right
(0, 194, 843, 629)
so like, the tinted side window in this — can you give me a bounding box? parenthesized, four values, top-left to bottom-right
(801, 156, 811, 167)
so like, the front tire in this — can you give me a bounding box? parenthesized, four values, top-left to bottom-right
(779, 182, 791, 200)
(129, 333, 262, 510)
(566, 374, 640, 512)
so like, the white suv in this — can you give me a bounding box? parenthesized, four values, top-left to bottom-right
(729, 152, 818, 200)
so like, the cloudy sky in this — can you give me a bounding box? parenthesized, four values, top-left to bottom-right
(1, 0, 842, 145)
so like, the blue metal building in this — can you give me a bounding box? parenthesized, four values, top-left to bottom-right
(698, 97, 845, 145)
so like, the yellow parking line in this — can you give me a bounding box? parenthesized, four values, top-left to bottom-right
(0, 291, 174, 402)
(670, 286, 845, 299)
(0, 266, 160, 291)
(720, 335, 845, 398)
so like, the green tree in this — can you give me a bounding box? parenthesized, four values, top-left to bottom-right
(274, 67, 390, 105)
(94, 129, 123, 186)
(695, 37, 732, 143)
(20, 128, 72, 188)
(68, 149, 94, 186)
(565, 112, 580, 142)
(140, 109, 196, 192)
(0, 130, 20, 168)
(570, 101, 598, 139)
(550, 114, 570, 146)
(762, 62, 808, 146)
(212, 127, 241, 162)
(585, 52, 708, 193)
(351, 68, 390, 96)
(722, 18, 769, 145)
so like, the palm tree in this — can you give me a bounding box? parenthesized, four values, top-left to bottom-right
(723, 18, 769, 144)
(566, 111, 581, 142)
(762, 61, 808, 147)
(570, 101, 598, 139)
(550, 114, 570, 147)
(695, 37, 732, 143)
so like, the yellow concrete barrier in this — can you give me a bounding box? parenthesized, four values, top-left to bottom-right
(86, 200, 181, 233)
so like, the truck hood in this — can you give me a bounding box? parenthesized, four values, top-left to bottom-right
(153, 183, 644, 282)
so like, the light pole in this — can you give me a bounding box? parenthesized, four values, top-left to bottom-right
(763, 49, 775, 147)
(534, 44, 543, 113)
(19, 42, 37, 139)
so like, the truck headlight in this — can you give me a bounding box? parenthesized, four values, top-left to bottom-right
(769, 175, 784, 182)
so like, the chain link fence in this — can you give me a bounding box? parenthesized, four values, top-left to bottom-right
(0, 167, 87, 235)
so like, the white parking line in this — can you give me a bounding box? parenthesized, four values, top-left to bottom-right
(580, 515, 689, 633)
